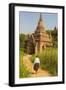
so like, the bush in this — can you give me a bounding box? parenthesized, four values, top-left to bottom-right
(19, 63, 31, 78)
(19, 49, 31, 78)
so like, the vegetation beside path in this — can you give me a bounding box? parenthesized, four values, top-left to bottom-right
(31, 48, 58, 76)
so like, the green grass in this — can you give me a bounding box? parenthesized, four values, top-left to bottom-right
(31, 48, 58, 76)
(19, 48, 31, 78)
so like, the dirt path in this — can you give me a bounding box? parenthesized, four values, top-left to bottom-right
(23, 54, 51, 77)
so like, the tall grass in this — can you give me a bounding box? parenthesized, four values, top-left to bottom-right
(31, 48, 58, 76)
(19, 48, 31, 78)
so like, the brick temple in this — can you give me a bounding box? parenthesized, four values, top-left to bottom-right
(26, 13, 53, 54)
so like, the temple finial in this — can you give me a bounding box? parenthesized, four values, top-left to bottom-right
(39, 13, 42, 21)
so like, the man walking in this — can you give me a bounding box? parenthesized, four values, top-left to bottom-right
(33, 56, 40, 74)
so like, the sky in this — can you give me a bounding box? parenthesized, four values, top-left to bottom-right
(19, 12, 58, 34)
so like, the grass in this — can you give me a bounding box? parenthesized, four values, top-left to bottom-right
(19, 48, 31, 78)
(31, 48, 58, 76)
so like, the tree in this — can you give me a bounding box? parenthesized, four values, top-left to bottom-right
(46, 27, 58, 48)
(20, 33, 27, 51)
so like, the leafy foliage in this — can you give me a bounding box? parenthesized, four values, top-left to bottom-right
(20, 34, 27, 49)
(46, 27, 58, 47)
(19, 49, 31, 78)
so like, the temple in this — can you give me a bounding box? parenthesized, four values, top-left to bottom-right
(25, 13, 53, 54)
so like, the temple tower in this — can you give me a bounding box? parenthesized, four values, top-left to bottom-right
(26, 13, 53, 54)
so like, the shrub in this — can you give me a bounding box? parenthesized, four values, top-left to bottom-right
(19, 49, 31, 78)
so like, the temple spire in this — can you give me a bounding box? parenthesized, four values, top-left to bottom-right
(39, 13, 42, 21)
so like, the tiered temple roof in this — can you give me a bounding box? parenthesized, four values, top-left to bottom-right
(34, 13, 52, 43)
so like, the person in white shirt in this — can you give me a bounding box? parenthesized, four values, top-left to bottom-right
(33, 56, 40, 74)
